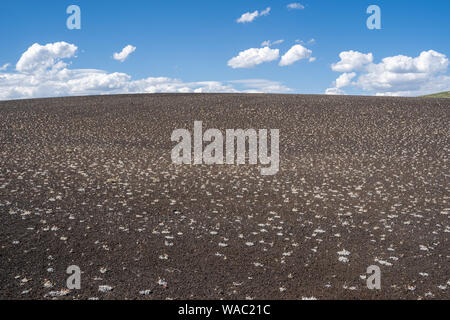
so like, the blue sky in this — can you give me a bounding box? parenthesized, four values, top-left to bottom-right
(0, 0, 449, 100)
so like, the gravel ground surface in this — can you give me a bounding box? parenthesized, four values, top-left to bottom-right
(0, 93, 449, 300)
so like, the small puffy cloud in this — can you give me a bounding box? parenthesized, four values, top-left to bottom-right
(261, 39, 284, 47)
(287, 3, 305, 10)
(237, 7, 271, 23)
(325, 87, 345, 95)
(326, 50, 450, 96)
(0, 63, 10, 71)
(113, 45, 136, 62)
(331, 50, 373, 72)
(279, 44, 313, 66)
(260, 7, 271, 16)
(228, 47, 279, 69)
(0, 42, 292, 100)
(16, 42, 77, 73)
(237, 10, 259, 23)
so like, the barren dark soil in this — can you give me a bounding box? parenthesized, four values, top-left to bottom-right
(0, 94, 449, 300)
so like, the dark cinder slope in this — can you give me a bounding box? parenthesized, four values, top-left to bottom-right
(0, 94, 449, 300)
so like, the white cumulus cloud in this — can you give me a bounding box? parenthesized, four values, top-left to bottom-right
(113, 45, 136, 62)
(326, 50, 450, 96)
(380, 50, 448, 74)
(16, 42, 77, 73)
(237, 7, 271, 23)
(279, 44, 313, 66)
(287, 3, 305, 10)
(331, 50, 373, 72)
(335, 72, 357, 88)
(325, 87, 346, 95)
(228, 47, 279, 69)
(0, 42, 292, 100)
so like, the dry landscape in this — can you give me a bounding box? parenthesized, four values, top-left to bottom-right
(0, 93, 449, 300)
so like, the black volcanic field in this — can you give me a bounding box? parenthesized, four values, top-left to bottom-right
(0, 94, 449, 300)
